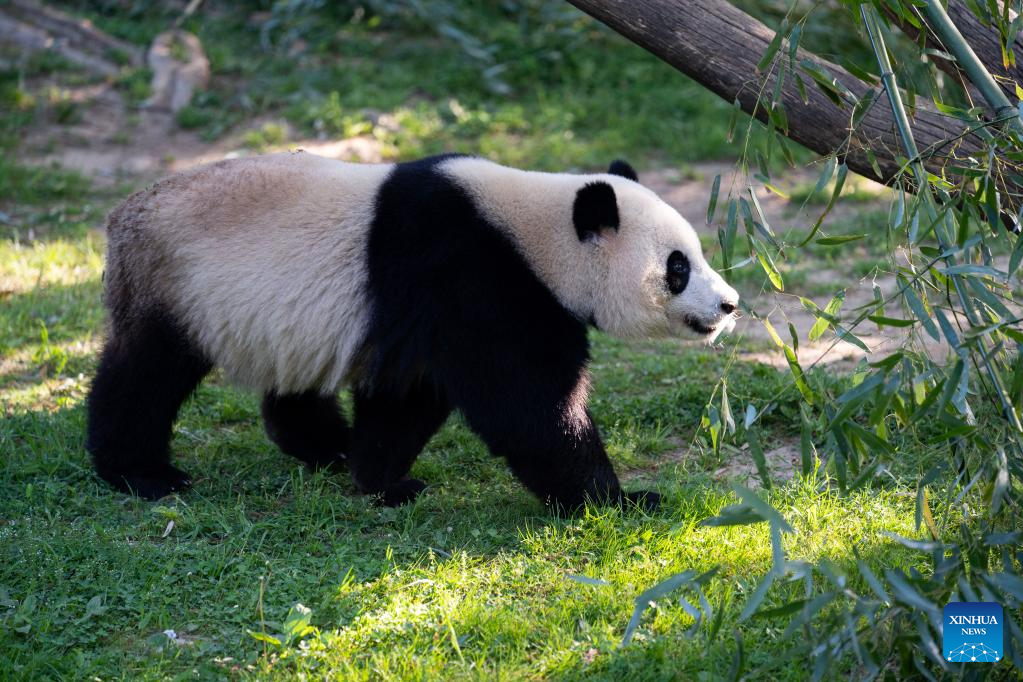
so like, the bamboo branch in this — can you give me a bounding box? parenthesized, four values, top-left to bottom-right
(922, 0, 1023, 135)
(862, 3, 1023, 437)
(886, 0, 1023, 104)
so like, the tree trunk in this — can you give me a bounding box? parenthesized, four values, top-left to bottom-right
(564, 0, 986, 189)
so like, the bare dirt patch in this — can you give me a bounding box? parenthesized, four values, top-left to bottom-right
(621, 439, 803, 490)
(713, 440, 801, 489)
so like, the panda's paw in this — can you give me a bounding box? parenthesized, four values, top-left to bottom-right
(372, 479, 427, 507)
(622, 489, 661, 513)
(305, 451, 348, 473)
(102, 464, 192, 500)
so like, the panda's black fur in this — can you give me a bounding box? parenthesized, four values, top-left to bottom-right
(87, 154, 658, 511)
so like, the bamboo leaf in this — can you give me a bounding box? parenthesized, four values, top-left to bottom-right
(813, 156, 837, 195)
(800, 163, 848, 246)
(920, 488, 939, 541)
(621, 571, 698, 645)
(800, 408, 814, 476)
(991, 448, 1010, 515)
(855, 556, 890, 603)
(939, 264, 1008, 279)
(763, 318, 784, 347)
(834, 324, 870, 352)
(784, 345, 815, 405)
(746, 427, 772, 490)
(787, 321, 799, 352)
(728, 630, 745, 681)
(733, 485, 793, 533)
(868, 314, 916, 328)
(900, 278, 940, 341)
(699, 509, 768, 527)
(748, 186, 776, 239)
(799, 60, 849, 106)
(852, 87, 877, 126)
(788, 25, 801, 60)
(739, 573, 775, 621)
(815, 234, 868, 245)
(758, 25, 786, 72)
(830, 372, 884, 425)
(727, 98, 741, 143)
(1009, 234, 1023, 276)
(934, 308, 961, 351)
(885, 570, 937, 614)
(756, 246, 784, 291)
(753, 599, 808, 619)
(721, 381, 735, 435)
(809, 291, 845, 341)
(707, 174, 721, 224)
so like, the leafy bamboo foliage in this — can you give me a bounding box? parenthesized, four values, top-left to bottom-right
(682, 1, 1023, 677)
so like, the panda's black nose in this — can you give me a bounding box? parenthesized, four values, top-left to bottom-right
(720, 301, 737, 315)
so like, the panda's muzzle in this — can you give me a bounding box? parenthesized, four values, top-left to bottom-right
(683, 315, 717, 335)
(684, 302, 740, 336)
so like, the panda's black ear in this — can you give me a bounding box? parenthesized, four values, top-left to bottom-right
(608, 159, 638, 182)
(573, 181, 619, 241)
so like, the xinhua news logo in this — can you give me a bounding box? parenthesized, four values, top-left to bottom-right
(942, 602, 1003, 663)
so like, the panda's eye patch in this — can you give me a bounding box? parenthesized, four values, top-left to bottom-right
(666, 250, 690, 295)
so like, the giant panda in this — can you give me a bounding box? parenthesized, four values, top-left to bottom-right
(86, 152, 739, 510)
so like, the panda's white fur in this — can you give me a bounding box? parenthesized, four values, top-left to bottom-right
(108, 153, 388, 393)
(112, 152, 735, 395)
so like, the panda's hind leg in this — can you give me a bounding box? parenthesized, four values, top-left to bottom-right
(261, 391, 350, 470)
(87, 314, 211, 499)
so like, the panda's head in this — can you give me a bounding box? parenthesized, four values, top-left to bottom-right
(574, 161, 739, 341)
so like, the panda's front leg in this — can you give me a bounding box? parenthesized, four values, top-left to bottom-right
(456, 378, 660, 513)
(347, 382, 452, 506)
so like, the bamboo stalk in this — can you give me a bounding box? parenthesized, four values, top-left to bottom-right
(861, 8, 928, 191)
(923, 0, 1023, 136)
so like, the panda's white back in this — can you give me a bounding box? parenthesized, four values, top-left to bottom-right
(106, 152, 391, 393)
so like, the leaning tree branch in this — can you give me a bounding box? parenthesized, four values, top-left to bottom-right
(564, 0, 991, 189)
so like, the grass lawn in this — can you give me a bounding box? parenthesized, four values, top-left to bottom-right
(0, 2, 947, 679)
